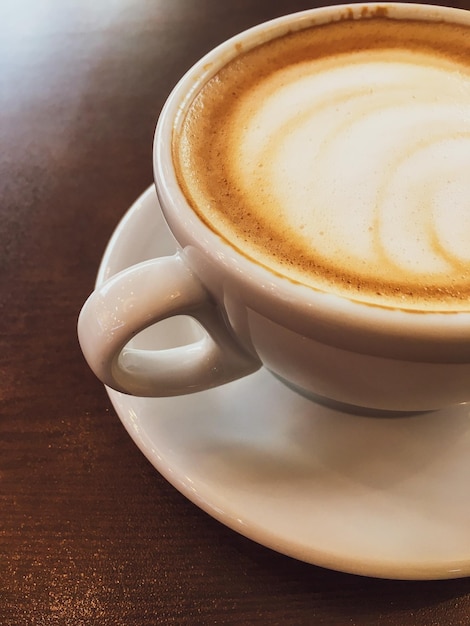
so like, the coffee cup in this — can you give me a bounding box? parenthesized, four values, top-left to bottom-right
(78, 2, 470, 412)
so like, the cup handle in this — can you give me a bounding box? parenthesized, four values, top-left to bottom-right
(78, 253, 261, 396)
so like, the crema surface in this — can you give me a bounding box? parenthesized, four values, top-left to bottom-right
(174, 17, 470, 311)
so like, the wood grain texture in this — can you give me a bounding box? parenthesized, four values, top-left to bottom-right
(2, 1, 470, 623)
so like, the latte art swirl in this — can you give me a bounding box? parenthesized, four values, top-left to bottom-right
(175, 17, 470, 310)
(234, 54, 470, 287)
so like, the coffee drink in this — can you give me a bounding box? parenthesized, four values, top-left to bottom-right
(173, 12, 470, 311)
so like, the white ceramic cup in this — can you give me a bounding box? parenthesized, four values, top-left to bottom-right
(78, 3, 470, 412)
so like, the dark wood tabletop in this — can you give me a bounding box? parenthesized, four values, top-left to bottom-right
(3, 1, 470, 624)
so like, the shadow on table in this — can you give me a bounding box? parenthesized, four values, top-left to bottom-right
(222, 530, 470, 620)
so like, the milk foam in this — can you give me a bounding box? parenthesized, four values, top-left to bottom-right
(175, 19, 470, 310)
(234, 52, 470, 279)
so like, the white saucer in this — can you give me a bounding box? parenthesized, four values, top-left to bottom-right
(96, 186, 470, 580)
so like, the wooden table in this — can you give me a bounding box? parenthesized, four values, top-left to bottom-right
(2, 1, 470, 623)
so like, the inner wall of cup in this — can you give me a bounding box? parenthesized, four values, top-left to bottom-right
(165, 2, 469, 143)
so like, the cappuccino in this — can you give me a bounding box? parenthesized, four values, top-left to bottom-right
(174, 13, 470, 311)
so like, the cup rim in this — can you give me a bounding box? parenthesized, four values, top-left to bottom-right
(153, 2, 470, 358)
